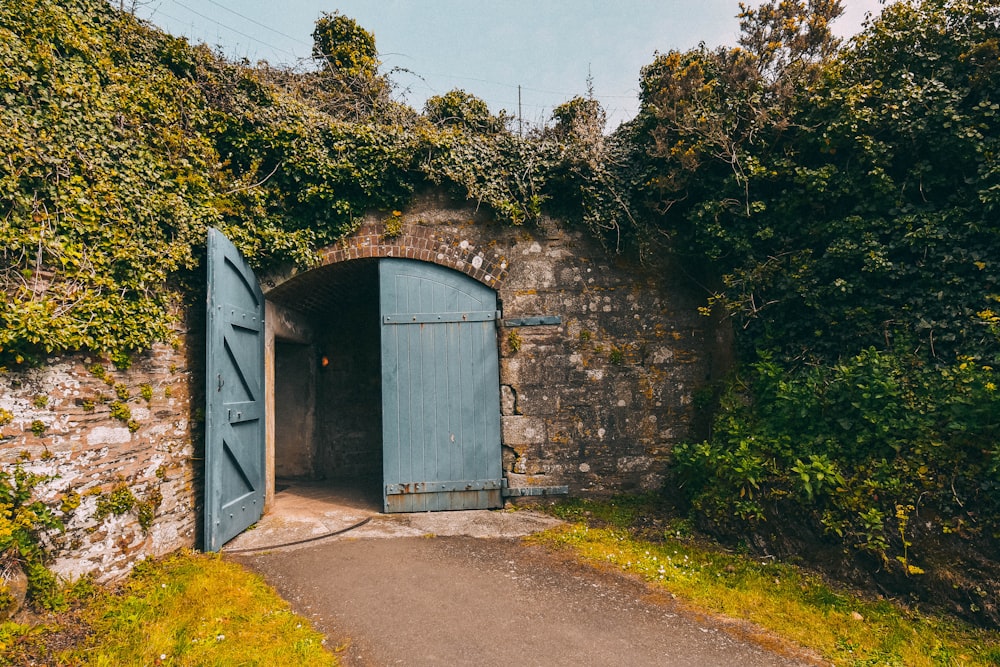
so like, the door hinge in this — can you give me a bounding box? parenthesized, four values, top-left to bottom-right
(502, 316, 561, 327)
(501, 478, 569, 497)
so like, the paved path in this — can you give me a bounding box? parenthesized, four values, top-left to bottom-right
(226, 483, 815, 666)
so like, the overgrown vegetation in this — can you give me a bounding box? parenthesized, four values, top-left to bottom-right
(0, 0, 429, 365)
(0, 549, 339, 665)
(0, 459, 75, 614)
(540, 497, 1000, 665)
(2, 0, 999, 629)
(623, 0, 1000, 626)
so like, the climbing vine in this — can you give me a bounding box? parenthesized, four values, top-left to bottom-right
(0, 0, 567, 367)
(5, 0, 1000, 621)
(0, 457, 76, 610)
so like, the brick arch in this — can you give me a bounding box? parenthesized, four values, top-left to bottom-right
(314, 220, 509, 288)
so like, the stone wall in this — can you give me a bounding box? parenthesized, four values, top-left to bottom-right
(267, 192, 724, 498)
(0, 192, 725, 584)
(429, 201, 716, 496)
(0, 311, 200, 583)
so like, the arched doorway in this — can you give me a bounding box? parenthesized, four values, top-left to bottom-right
(264, 257, 503, 513)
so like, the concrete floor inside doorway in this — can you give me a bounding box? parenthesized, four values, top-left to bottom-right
(221, 479, 565, 554)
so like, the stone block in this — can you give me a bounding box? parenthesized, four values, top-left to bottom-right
(501, 415, 547, 446)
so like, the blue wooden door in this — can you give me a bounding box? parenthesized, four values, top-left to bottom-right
(380, 259, 503, 512)
(205, 228, 265, 551)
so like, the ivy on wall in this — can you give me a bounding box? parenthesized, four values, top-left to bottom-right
(0, 0, 577, 367)
(0, 0, 217, 363)
(5, 0, 1000, 619)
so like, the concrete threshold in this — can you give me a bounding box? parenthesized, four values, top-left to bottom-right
(222, 480, 564, 553)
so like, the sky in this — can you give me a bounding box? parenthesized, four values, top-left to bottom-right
(133, 0, 886, 130)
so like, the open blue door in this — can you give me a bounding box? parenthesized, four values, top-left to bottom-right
(380, 259, 503, 512)
(205, 228, 265, 551)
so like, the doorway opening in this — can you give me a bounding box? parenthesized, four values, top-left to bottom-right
(268, 259, 382, 511)
(264, 256, 504, 515)
(207, 228, 509, 550)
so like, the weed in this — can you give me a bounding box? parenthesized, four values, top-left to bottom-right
(0, 460, 75, 611)
(895, 504, 924, 576)
(29, 420, 46, 437)
(31, 395, 48, 409)
(139, 383, 153, 402)
(382, 210, 404, 238)
(94, 482, 137, 520)
(135, 501, 155, 531)
(94, 482, 160, 533)
(87, 363, 108, 382)
(507, 329, 522, 353)
(110, 351, 131, 371)
(108, 401, 131, 423)
(60, 491, 81, 514)
(114, 382, 129, 401)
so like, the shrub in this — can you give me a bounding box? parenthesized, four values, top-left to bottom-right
(673, 348, 1000, 571)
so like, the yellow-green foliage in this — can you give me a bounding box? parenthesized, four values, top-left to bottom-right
(382, 210, 404, 239)
(0, 461, 74, 611)
(0, 0, 419, 366)
(63, 550, 338, 665)
(94, 481, 138, 521)
(0, 0, 217, 364)
(107, 400, 131, 424)
(0, 0, 574, 367)
(536, 502, 1000, 666)
(506, 329, 522, 353)
(94, 481, 161, 532)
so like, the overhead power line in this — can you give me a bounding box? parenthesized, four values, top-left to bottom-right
(164, 0, 302, 60)
(203, 0, 311, 48)
(137, 2, 642, 125)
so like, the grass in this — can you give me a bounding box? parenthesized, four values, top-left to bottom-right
(4, 499, 998, 665)
(1, 549, 340, 666)
(535, 497, 1000, 667)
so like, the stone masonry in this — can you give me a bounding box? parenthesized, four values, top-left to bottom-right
(0, 191, 724, 584)
(268, 191, 722, 498)
(0, 312, 200, 583)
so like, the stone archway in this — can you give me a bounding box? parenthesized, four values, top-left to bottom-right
(258, 214, 513, 510)
(266, 217, 511, 298)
